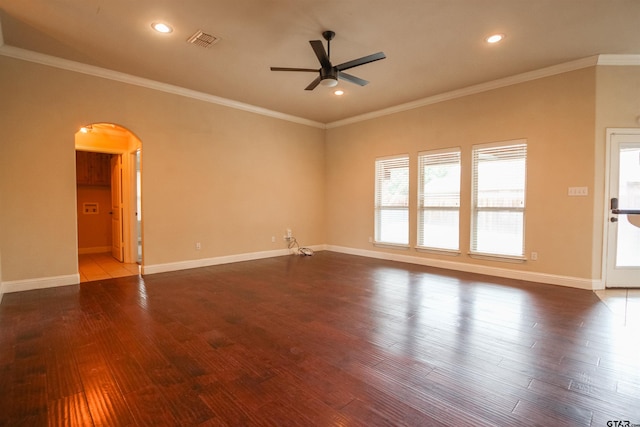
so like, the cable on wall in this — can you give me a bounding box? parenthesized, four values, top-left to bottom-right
(287, 236, 314, 256)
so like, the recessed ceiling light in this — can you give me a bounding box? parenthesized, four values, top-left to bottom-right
(152, 22, 173, 34)
(334, 90, 344, 96)
(486, 33, 505, 44)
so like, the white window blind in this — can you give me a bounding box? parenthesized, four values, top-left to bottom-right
(418, 149, 461, 251)
(471, 141, 527, 257)
(375, 155, 409, 245)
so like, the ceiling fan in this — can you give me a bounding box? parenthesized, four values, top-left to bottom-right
(270, 31, 386, 90)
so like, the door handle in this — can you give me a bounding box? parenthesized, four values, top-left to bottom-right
(612, 208, 640, 215)
(610, 197, 640, 215)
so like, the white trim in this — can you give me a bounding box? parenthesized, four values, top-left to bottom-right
(597, 55, 640, 66)
(602, 128, 640, 289)
(1, 41, 638, 130)
(0, 45, 325, 130)
(142, 245, 326, 275)
(326, 245, 598, 290)
(468, 252, 527, 263)
(326, 56, 602, 128)
(0, 245, 599, 296)
(2, 274, 80, 294)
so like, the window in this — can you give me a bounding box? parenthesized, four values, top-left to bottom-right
(375, 155, 409, 245)
(417, 149, 461, 251)
(471, 141, 527, 258)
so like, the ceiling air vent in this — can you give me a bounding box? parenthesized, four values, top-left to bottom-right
(187, 30, 219, 48)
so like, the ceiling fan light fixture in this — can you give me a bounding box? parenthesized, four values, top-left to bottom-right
(320, 77, 338, 88)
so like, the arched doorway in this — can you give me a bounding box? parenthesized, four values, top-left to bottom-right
(74, 123, 142, 282)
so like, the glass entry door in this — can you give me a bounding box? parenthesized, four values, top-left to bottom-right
(606, 131, 640, 288)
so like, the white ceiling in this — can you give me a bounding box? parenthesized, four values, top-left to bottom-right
(1, 0, 640, 124)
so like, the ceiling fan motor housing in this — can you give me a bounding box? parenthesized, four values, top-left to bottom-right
(320, 67, 338, 84)
(320, 67, 338, 80)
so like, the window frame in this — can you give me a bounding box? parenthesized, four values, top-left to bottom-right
(470, 140, 527, 260)
(417, 147, 461, 254)
(374, 154, 410, 248)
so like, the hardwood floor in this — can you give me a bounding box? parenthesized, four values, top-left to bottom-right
(595, 289, 640, 328)
(1, 252, 639, 426)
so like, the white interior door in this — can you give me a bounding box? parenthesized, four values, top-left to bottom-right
(111, 154, 124, 262)
(606, 131, 640, 288)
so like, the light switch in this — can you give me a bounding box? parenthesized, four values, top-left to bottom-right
(568, 187, 588, 196)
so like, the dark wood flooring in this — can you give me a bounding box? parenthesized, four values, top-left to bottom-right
(1, 252, 639, 426)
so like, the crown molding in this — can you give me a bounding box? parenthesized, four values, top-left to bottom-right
(2, 39, 639, 131)
(326, 56, 604, 129)
(597, 54, 640, 66)
(0, 44, 326, 129)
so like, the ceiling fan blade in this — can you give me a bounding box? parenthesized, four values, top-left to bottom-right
(310, 40, 331, 68)
(338, 71, 369, 86)
(270, 67, 319, 72)
(336, 52, 386, 71)
(305, 76, 322, 91)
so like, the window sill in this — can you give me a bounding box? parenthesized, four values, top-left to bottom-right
(468, 252, 527, 263)
(415, 247, 461, 257)
(373, 242, 411, 250)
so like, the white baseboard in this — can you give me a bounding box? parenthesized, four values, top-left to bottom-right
(1, 273, 80, 294)
(326, 245, 599, 290)
(0, 243, 598, 299)
(142, 245, 326, 275)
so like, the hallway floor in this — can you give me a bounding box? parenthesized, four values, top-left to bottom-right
(78, 252, 140, 282)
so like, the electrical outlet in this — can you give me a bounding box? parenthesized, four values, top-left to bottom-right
(195, 242, 201, 250)
(530, 251, 538, 261)
(271, 236, 276, 243)
(287, 228, 292, 238)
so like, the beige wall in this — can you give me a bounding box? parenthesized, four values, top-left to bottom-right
(325, 68, 598, 280)
(1, 54, 639, 290)
(0, 56, 325, 282)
